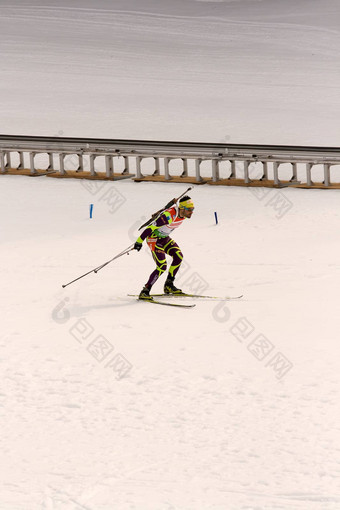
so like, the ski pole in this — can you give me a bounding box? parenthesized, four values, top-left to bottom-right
(93, 244, 134, 273)
(61, 244, 135, 288)
(138, 186, 193, 231)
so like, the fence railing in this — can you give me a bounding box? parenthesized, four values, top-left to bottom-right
(1, 134, 340, 188)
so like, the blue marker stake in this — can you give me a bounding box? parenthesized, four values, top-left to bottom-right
(214, 211, 218, 225)
(89, 204, 94, 219)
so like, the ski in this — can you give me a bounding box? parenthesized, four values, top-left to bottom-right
(129, 293, 243, 300)
(137, 298, 195, 308)
(152, 293, 243, 300)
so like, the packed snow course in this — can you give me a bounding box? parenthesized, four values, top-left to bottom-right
(1, 0, 340, 509)
(1, 0, 340, 145)
(2, 176, 340, 509)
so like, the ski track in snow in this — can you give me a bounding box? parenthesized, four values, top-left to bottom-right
(1, 0, 340, 508)
(2, 176, 340, 509)
(1, 0, 340, 143)
(2, 5, 340, 38)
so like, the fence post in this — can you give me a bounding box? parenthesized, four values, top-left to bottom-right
(77, 154, 84, 172)
(136, 156, 142, 179)
(181, 158, 188, 177)
(244, 160, 250, 184)
(324, 163, 330, 187)
(164, 157, 171, 180)
(153, 157, 160, 176)
(212, 159, 219, 182)
(195, 158, 203, 182)
(47, 153, 54, 170)
(105, 154, 113, 177)
(230, 160, 236, 179)
(5, 151, 12, 169)
(0, 151, 6, 173)
(262, 161, 268, 180)
(291, 162, 297, 181)
(89, 154, 96, 176)
(273, 161, 279, 185)
(123, 156, 130, 175)
(306, 163, 312, 186)
(18, 152, 24, 169)
(29, 152, 37, 175)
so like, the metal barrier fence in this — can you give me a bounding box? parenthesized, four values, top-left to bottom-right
(1, 134, 340, 188)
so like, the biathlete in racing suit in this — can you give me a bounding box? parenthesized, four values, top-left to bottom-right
(134, 196, 194, 300)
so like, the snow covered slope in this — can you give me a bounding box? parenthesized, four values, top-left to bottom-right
(1, 1, 340, 509)
(1, 0, 340, 144)
(2, 175, 340, 509)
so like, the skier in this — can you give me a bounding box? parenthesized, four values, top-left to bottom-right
(134, 195, 195, 300)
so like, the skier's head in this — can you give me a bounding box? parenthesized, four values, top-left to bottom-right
(179, 196, 194, 218)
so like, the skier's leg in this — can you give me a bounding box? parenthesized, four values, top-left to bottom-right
(139, 240, 167, 299)
(163, 240, 183, 294)
(146, 249, 167, 288)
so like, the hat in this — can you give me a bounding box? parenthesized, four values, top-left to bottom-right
(179, 196, 194, 209)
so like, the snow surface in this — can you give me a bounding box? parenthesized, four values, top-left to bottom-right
(1, 1, 340, 509)
(1, 0, 340, 144)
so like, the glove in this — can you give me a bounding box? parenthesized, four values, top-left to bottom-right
(134, 242, 142, 251)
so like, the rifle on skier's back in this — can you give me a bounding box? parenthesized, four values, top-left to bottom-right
(138, 187, 193, 231)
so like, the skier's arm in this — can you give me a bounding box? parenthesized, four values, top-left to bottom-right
(135, 225, 156, 244)
(134, 210, 173, 250)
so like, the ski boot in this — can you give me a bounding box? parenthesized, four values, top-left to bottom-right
(164, 276, 183, 295)
(138, 286, 153, 300)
